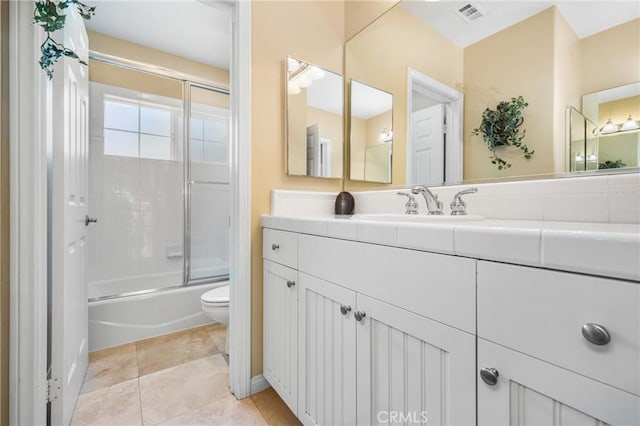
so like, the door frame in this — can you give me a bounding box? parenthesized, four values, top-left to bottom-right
(8, 1, 253, 422)
(406, 67, 463, 185)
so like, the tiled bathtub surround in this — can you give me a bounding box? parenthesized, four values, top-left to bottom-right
(271, 172, 640, 224)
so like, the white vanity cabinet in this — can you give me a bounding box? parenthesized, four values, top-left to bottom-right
(263, 229, 299, 414)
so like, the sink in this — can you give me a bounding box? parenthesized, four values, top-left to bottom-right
(352, 213, 485, 223)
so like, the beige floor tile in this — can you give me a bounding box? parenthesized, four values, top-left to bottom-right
(251, 388, 301, 426)
(71, 378, 142, 426)
(205, 323, 227, 354)
(81, 343, 139, 394)
(158, 395, 268, 426)
(136, 327, 219, 376)
(139, 355, 230, 425)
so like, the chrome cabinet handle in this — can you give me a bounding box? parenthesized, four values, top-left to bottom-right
(582, 323, 611, 346)
(480, 367, 499, 386)
(84, 215, 98, 226)
(271, 243, 280, 251)
(286, 280, 295, 288)
(354, 311, 366, 322)
(340, 305, 352, 315)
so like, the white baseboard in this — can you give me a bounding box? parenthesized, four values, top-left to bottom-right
(250, 374, 271, 395)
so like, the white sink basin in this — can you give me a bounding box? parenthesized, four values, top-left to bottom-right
(352, 214, 485, 223)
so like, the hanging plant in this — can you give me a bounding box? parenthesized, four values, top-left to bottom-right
(471, 96, 534, 170)
(33, 0, 96, 79)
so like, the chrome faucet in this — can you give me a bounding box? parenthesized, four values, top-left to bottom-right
(450, 187, 478, 215)
(411, 185, 444, 215)
(397, 192, 419, 215)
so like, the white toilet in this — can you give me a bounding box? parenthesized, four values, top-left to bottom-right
(201, 284, 230, 354)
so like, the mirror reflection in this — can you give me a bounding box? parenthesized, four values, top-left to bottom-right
(286, 56, 343, 179)
(345, 1, 640, 185)
(349, 80, 394, 183)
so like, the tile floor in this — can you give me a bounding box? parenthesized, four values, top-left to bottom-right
(71, 324, 301, 426)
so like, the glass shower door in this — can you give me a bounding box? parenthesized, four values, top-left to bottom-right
(185, 84, 230, 283)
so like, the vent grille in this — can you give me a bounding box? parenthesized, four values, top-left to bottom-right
(455, 3, 485, 22)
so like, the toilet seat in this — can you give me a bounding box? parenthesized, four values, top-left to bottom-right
(201, 285, 229, 306)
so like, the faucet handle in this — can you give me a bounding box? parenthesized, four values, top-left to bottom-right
(397, 192, 419, 215)
(450, 187, 478, 216)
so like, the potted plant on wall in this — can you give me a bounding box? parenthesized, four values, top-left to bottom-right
(471, 96, 534, 170)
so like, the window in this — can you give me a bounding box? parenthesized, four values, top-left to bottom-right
(104, 97, 176, 161)
(190, 115, 228, 163)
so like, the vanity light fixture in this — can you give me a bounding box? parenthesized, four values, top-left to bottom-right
(600, 118, 620, 135)
(620, 115, 640, 132)
(287, 57, 326, 95)
(379, 128, 393, 142)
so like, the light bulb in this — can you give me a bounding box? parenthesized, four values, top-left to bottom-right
(307, 66, 325, 80)
(620, 115, 640, 132)
(296, 75, 312, 88)
(288, 83, 301, 95)
(600, 118, 619, 135)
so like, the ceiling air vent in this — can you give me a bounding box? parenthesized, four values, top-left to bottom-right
(455, 3, 485, 22)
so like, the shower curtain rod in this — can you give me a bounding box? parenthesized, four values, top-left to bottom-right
(88, 50, 231, 95)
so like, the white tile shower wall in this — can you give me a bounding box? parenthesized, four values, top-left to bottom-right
(270, 173, 640, 224)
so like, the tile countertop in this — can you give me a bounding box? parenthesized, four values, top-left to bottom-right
(260, 215, 640, 282)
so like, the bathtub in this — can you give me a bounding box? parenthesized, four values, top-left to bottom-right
(88, 279, 228, 351)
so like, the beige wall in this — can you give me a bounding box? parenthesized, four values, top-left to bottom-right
(599, 96, 640, 127)
(251, 0, 344, 377)
(344, 4, 463, 190)
(286, 90, 308, 175)
(0, 0, 8, 423)
(581, 18, 640, 95)
(344, 0, 398, 40)
(350, 116, 366, 180)
(307, 107, 344, 178)
(464, 7, 557, 181)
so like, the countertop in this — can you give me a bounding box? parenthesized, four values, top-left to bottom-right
(261, 215, 640, 282)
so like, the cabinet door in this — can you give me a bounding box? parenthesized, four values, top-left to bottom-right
(356, 294, 475, 426)
(298, 273, 357, 426)
(263, 260, 298, 414)
(478, 338, 640, 426)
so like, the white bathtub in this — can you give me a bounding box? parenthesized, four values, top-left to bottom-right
(88, 281, 228, 351)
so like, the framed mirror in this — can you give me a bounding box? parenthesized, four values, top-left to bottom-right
(286, 56, 343, 179)
(344, 1, 640, 186)
(349, 79, 394, 183)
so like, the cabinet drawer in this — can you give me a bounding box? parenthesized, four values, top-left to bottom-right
(299, 234, 476, 333)
(478, 261, 640, 396)
(263, 228, 298, 269)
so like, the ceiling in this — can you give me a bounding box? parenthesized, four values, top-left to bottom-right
(306, 71, 344, 116)
(86, 1, 231, 69)
(350, 81, 394, 120)
(402, 1, 640, 48)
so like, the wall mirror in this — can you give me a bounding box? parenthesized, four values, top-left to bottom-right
(286, 56, 344, 179)
(349, 79, 394, 183)
(345, 1, 640, 186)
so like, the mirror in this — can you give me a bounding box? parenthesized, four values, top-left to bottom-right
(349, 80, 394, 183)
(345, 1, 640, 185)
(582, 82, 640, 171)
(286, 56, 343, 179)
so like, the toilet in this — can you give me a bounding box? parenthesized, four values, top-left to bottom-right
(201, 284, 230, 354)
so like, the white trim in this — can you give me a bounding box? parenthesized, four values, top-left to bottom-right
(9, 2, 49, 424)
(228, 0, 252, 399)
(250, 375, 271, 395)
(406, 67, 463, 186)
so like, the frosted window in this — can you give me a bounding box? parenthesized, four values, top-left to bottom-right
(204, 141, 226, 163)
(105, 101, 138, 132)
(190, 139, 204, 162)
(140, 134, 172, 160)
(104, 130, 139, 157)
(141, 107, 171, 136)
(190, 118, 204, 140)
(204, 119, 227, 142)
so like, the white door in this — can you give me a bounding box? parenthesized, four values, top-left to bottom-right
(263, 260, 299, 414)
(298, 273, 357, 426)
(478, 338, 639, 425)
(307, 124, 319, 176)
(411, 104, 445, 186)
(50, 8, 90, 425)
(356, 294, 476, 426)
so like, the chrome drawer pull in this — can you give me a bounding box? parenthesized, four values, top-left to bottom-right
(286, 280, 295, 288)
(340, 305, 352, 315)
(271, 243, 280, 251)
(480, 367, 499, 386)
(582, 323, 611, 346)
(354, 311, 366, 322)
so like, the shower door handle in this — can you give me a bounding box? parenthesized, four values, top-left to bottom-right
(85, 215, 98, 226)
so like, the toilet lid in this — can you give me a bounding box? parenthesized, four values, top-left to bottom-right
(201, 285, 230, 304)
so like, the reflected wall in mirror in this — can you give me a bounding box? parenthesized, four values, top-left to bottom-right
(286, 56, 343, 179)
(345, 1, 640, 185)
(350, 79, 393, 183)
(582, 82, 640, 171)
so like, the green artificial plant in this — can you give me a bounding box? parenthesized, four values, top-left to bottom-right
(471, 96, 534, 170)
(33, 0, 96, 79)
